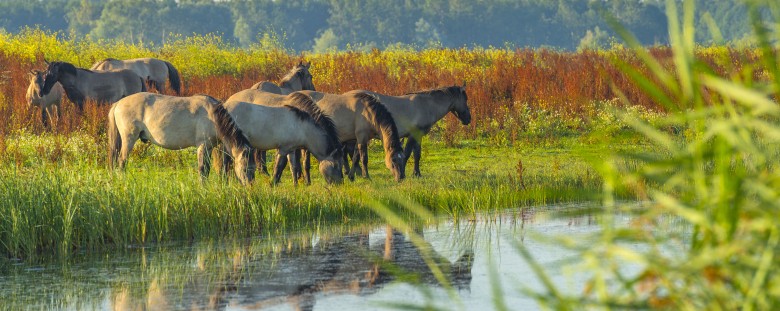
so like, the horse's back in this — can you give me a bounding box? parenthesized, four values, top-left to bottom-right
(251, 81, 284, 94)
(223, 100, 308, 150)
(227, 89, 287, 106)
(114, 93, 216, 149)
(302, 91, 363, 141)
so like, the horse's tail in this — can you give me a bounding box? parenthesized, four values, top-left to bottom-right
(107, 103, 122, 170)
(139, 77, 147, 92)
(354, 92, 403, 160)
(208, 102, 251, 156)
(163, 61, 181, 95)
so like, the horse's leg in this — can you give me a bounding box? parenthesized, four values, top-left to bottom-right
(154, 79, 165, 94)
(404, 137, 422, 177)
(119, 136, 137, 171)
(288, 151, 299, 186)
(341, 143, 355, 181)
(348, 144, 361, 180)
(220, 144, 233, 177)
(357, 142, 370, 179)
(41, 106, 50, 129)
(255, 150, 269, 176)
(53, 102, 61, 126)
(272, 152, 289, 185)
(302, 149, 311, 185)
(412, 139, 422, 177)
(197, 144, 212, 179)
(288, 149, 302, 184)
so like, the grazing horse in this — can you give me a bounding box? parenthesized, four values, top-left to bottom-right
(230, 61, 316, 176)
(107, 92, 252, 179)
(26, 69, 64, 127)
(220, 92, 344, 185)
(40, 61, 146, 110)
(229, 89, 406, 183)
(348, 85, 472, 177)
(250, 61, 315, 95)
(91, 58, 182, 95)
(299, 91, 406, 183)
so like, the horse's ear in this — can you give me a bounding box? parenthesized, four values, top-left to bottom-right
(298, 60, 303, 66)
(303, 61, 310, 68)
(43, 58, 49, 65)
(462, 81, 467, 88)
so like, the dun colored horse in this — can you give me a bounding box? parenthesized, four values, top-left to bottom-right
(348, 86, 471, 177)
(91, 58, 181, 95)
(299, 90, 406, 182)
(220, 92, 344, 185)
(227, 89, 404, 183)
(107, 92, 252, 179)
(40, 61, 146, 110)
(250, 61, 315, 94)
(26, 69, 64, 127)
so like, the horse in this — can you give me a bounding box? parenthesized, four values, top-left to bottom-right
(250, 61, 315, 95)
(229, 61, 315, 176)
(220, 92, 344, 185)
(40, 61, 146, 110)
(26, 69, 64, 127)
(346, 85, 472, 177)
(229, 89, 406, 183)
(298, 91, 406, 183)
(91, 57, 182, 95)
(107, 92, 253, 180)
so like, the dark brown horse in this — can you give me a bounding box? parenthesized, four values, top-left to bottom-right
(40, 61, 146, 110)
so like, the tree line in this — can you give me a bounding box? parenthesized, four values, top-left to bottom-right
(0, 0, 753, 51)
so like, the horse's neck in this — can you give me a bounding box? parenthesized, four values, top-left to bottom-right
(302, 124, 330, 159)
(59, 71, 87, 103)
(279, 78, 300, 92)
(408, 93, 452, 128)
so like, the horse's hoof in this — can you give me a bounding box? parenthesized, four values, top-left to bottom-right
(413, 172, 422, 178)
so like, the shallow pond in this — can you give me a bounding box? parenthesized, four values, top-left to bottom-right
(0, 204, 682, 310)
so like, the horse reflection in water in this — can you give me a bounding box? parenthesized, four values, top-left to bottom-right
(237, 227, 474, 311)
(109, 226, 474, 311)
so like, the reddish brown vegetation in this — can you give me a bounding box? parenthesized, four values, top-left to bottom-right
(0, 47, 760, 143)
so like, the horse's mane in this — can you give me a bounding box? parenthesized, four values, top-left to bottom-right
(283, 92, 341, 154)
(210, 102, 252, 153)
(50, 61, 93, 74)
(354, 92, 403, 156)
(194, 93, 222, 105)
(405, 85, 465, 99)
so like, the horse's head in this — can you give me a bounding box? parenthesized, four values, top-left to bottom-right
(319, 148, 344, 185)
(232, 146, 256, 185)
(26, 70, 45, 106)
(385, 151, 406, 182)
(449, 85, 472, 125)
(40, 61, 73, 97)
(296, 61, 316, 91)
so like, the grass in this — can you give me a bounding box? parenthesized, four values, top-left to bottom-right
(0, 127, 651, 259)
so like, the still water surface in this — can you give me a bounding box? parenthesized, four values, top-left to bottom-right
(1, 205, 661, 310)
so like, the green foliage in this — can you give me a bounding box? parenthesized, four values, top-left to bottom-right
(519, 0, 780, 309)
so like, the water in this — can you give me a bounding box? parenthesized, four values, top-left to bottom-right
(0, 205, 679, 310)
